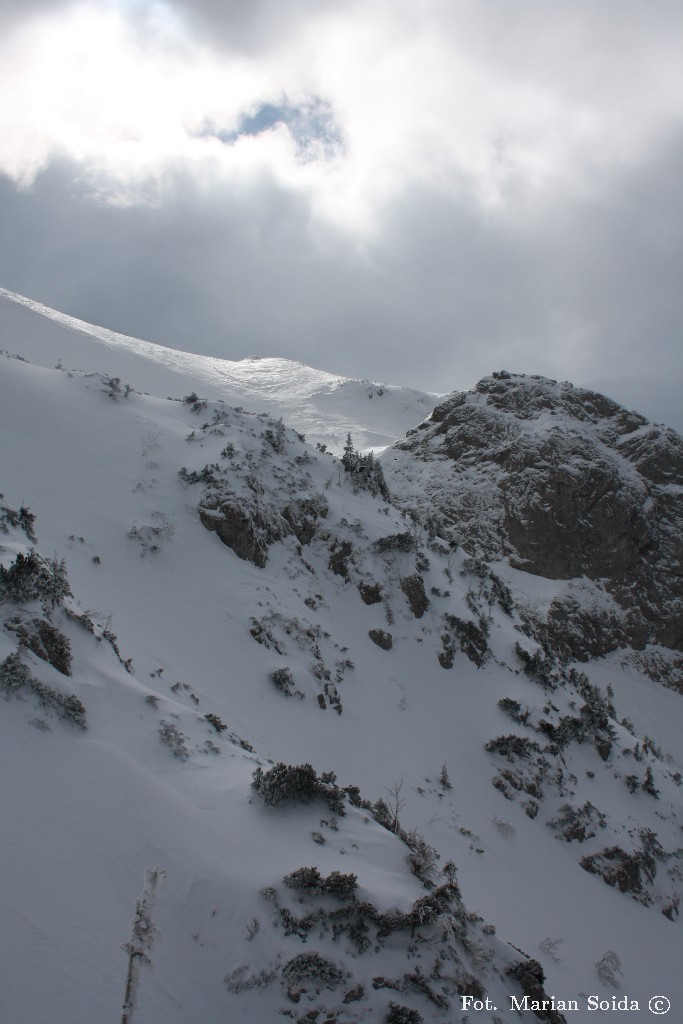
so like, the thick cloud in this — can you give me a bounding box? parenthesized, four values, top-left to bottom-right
(2, 135, 681, 399)
(0, 0, 681, 407)
(169, 0, 358, 54)
(0, 0, 64, 24)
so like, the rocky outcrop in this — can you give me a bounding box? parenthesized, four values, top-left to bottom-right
(198, 494, 328, 568)
(388, 372, 683, 654)
(400, 573, 429, 618)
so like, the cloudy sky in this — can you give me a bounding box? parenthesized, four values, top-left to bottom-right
(2, 0, 683, 395)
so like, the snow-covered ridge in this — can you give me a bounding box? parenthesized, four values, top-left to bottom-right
(0, 286, 439, 454)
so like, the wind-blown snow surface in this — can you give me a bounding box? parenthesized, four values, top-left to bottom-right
(0, 287, 437, 455)
(0, 303, 681, 1023)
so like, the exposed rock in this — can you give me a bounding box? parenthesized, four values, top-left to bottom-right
(358, 580, 383, 605)
(281, 496, 329, 544)
(328, 540, 354, 579)
(373, 531, 416, 555)
(520, 591, 649, 663)
(198, 493, 327, 568)
(389, 372, 683, 654)
(199, 500, 274, 567)
(400, 574, 429, 618)
(369, 629, 393, 650)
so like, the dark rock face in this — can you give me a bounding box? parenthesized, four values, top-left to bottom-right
(392, 372, 683, 653)
(368, 629, 393, 650)
(501, 431, 651, 580)
(329, 540, 354, 579)
(358, 581, 383, 605)
(199, 500, 274, 568)
(400, 574, 429, 618)
(198, 494, 328, 568)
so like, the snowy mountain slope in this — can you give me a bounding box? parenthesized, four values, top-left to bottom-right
(1, 327, 682, 1022)
(0, 287, 437, 455)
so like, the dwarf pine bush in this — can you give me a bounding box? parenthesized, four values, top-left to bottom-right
(0, 551, 71, 607)
(385, 1004, 424, 1024)
(281, 952, 346, 988)
(342, 434, 390, 498)
(0, 651, 30, 696)
(31, 682, 86, 729)
(158, 720, 190, 760)
(485, 734, 541, 761)
(251, 763, 345, 814)
(283, 866, 358, 899)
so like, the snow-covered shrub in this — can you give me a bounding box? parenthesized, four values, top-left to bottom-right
(283, 865, 323, 892)
(251, 763, 345, 814)
(485, 735, 541, 762)
(403, 966, 450, 1008)
(30, 681, 86, 729)
(497, 698, 530, 725)
(538, 937, 564, 962)
(547, 802, 606, 843)
(506, 957, 545, 986)
(182, 392, 207, 413)
(263, 418, 286, 454)
(324, 870, 358, 899)
(595, 950, 622, 987)
(283, 866, 358, 899)
(270, 667, 304, 698)
(7, 616, 72, 675)
(0, 503, 36, 542)
(281, 952, 346, 988)
(441, 614, 488, 667)
(224, 965, 277, 993)
(158, 720, 190, 761)
(372, 796, 394, 831)
(373, 531, 415, 554)
(342, 434, 390, 498)
(643, 765, 660, 798)
(178, 464, 221, 486)
(101, 375, 121, 397)
(514, 643, 561, 688)
(493, 817, 516, 838)
(0, 551, 71, 607)
(0, 652, 86, 727)
(405, 830, 440, 884)
(0, 651, 30, 696)
(385, 1001, 424, 1023)
(580, 830, 663, 903)
(205, 712, 227, 733)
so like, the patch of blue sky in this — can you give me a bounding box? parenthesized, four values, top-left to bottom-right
(200, 96, 344, 161)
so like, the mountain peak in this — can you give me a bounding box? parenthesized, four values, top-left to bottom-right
(387, 371, 683, 655)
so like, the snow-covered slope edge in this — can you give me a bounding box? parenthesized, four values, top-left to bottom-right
(0, 287, 438, 455)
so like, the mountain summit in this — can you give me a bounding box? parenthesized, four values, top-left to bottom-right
(387, 370, 683, 663)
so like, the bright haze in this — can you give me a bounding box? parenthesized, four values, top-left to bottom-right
(2, 0, 682, 406)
